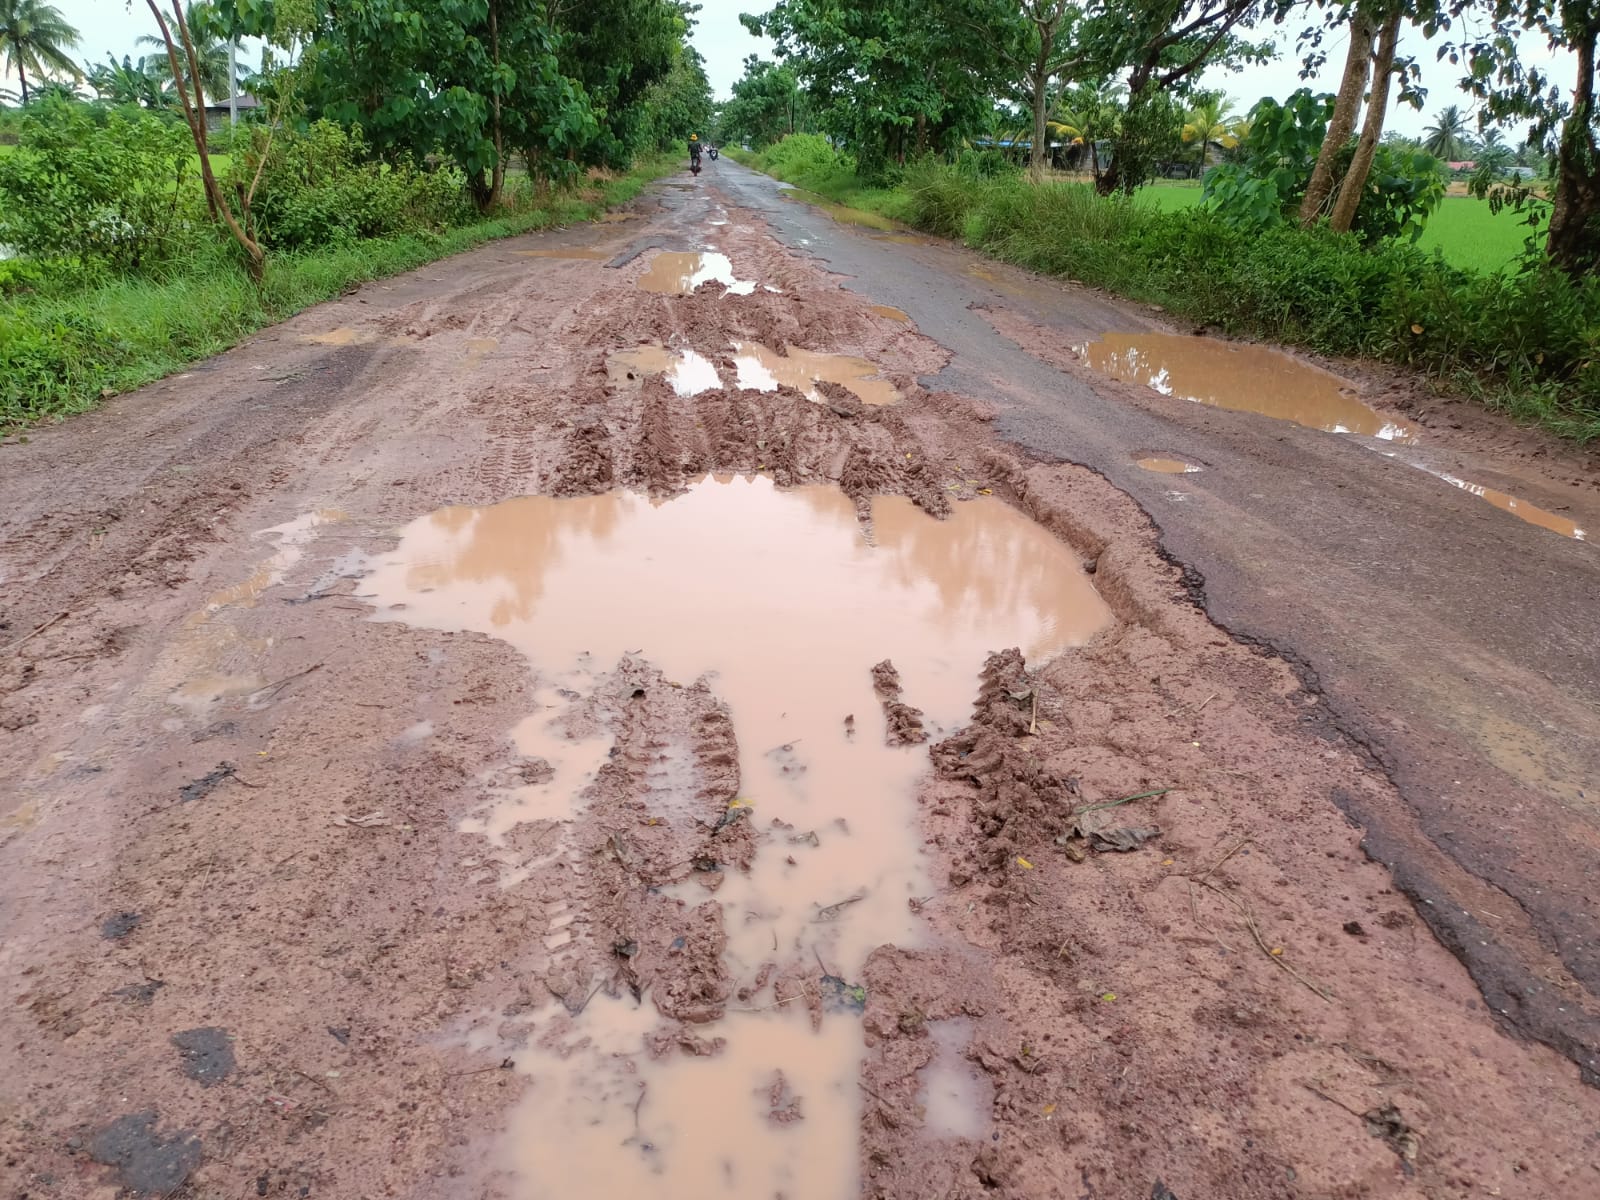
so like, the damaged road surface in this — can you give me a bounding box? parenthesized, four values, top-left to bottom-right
(2, 165, 1598, 1200)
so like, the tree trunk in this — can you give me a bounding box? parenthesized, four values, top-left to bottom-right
(1546, 18, 1600, 276)
(16, 62, 27, 104)
(486, 0, 504, 210)
(145, 0, 263, 278)
(1329, 7, 1401, 234)
(1300, 4, 1377, 226)
(1028, 19, 1054, 182)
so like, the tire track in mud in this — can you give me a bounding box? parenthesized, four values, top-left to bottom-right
(3, 188, 1598, 1200)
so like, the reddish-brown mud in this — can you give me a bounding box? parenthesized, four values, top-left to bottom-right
(0, 181, 1595, 1200)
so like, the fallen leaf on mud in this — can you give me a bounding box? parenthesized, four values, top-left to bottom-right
(1016, 857, 1034, 869)
(1364, 1103, 1420, 1170)
(332, 810, 389, 828)
(1042, 1103, 1056, 1115)
(978, 488, 993, 495)
(1088, 826, 1161, 853)
(1102, 993, 1116, 1002)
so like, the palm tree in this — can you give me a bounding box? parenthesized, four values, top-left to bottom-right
(0, 0, 81, 103)
(138, 2, 230, 101)
(1053, 81, 1123, 180)
(1181, 94, 1239, 170)
(1422, 104, 1471, 161)
(88, 54, 166, 109)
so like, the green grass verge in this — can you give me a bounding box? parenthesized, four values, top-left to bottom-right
(734, 144, 1599, 442)
(1, 156, 674, 430)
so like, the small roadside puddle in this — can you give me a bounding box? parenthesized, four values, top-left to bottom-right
(1135, 457, 1201, 475)
(299, 327, 377, 347)
(1080, 333, 1415, 442)
(732, 341, 901, 406)
(639, 251, 757, 295)
(365, 475, 1111, 1196)
(779, 189, 900, 231)
(920, 1018, 991, 1140)
(1425, 468, 1587, 541)
(607, 345, 723, 396)
(870, 304, 911, 323)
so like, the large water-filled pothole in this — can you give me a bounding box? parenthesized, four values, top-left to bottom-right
(605, 342, 903, 406)
(639, 251, 757, 295)
(1080, 333, 1415, 442)
(363, 475, 1111, 1196)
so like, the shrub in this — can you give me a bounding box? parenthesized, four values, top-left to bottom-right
(0, 99, 204, 273)
(239, 121, 472, 251)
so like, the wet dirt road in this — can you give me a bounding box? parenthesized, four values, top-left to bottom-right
(2, 166, 1598, 1200)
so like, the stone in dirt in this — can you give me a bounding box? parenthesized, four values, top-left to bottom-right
(87, 1111, 202, 1194)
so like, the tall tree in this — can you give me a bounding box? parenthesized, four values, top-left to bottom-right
(139, 3, 230, 100)
(1423, 103, 1472, 159)
(0, 0, 80, 103)
(1327, 4, 1401, 231)
(963, 1, 1084, 179)
(1182, 91, 1238, 168)
(1088, 0, 1273, 194)
(720, 55, 808, 146)
(1299, 2, 1376, 223)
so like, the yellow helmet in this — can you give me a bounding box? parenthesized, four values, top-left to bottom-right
(690, 134, 700, 140)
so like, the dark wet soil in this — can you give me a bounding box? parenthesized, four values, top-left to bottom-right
(1, 173, 1597, 1200)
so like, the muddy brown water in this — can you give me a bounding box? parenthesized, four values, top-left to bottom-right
(732, 341, 901, 406)
(607, 345, 724, 396)
(1134, 456, 1201, 475)
(1081, 333, 1415, 443)
(362, 475, 1110, 1197)
(779, 189, 901, 232)
(1426, 467, 1588, 541)
(638, 250, 757, 296)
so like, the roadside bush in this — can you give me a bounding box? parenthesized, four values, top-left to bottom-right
(1203, 90, 1446, 245)
(755, 133, 856, 189)
(240, 121, 472, 251)
(0, 99, 203, 273)
(894, 161, 1599, 438)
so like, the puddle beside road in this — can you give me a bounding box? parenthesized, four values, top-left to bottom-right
(732, 341, 901, 406)
(364, 475, 1110, 1197)
(1081, 333, 1415, 442)
(870, 304, 911, 323)
(1427, 468, 1587, 541)
(607, 345, 724, 396)
(779, 189, 900, 231)
(1135, 457, 1202, 475)
(639, 251, 757, 296)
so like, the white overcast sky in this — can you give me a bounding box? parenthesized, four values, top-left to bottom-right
(7, 0, 1574, 143)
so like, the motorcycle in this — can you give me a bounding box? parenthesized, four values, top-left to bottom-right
(708, 146, 719, 161)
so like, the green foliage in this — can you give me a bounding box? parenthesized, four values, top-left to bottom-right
(0, 100, 202, 271)
(0, 0, 82, 104)
(1205, 90, 1445, 245)
(719, 55, 810, 148)
(0, 155, 675, 428)
(239, 120, 471, 250)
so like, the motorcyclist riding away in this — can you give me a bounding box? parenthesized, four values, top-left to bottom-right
(689, 134, 703, 167)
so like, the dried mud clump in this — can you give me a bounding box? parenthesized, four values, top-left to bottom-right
(931, 648, 1069, 871)
(871, 659, 927, 745)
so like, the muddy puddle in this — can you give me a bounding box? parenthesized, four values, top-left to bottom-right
(298, 327, 377, 347)
(1081, 333, 1415, 442)
(1426, 468, 1587, 541)
(869, 304, 911, 323)
(1135, 456, 1201, 475)
(639, 251, 757, 296)
(607, 345, 723, 396)
(779, 189, 900, 232)
(364, 475, 1111, 1197)
(732, 341, 901, 406)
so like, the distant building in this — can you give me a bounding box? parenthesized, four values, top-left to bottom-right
(202, 93, 261, 132)
(1446, 160, 1478, 172)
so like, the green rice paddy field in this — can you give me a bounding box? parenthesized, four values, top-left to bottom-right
(1142, 180, 1534, 273)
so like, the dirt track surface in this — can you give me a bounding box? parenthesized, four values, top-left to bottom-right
(2, 165, 1598, 1200)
